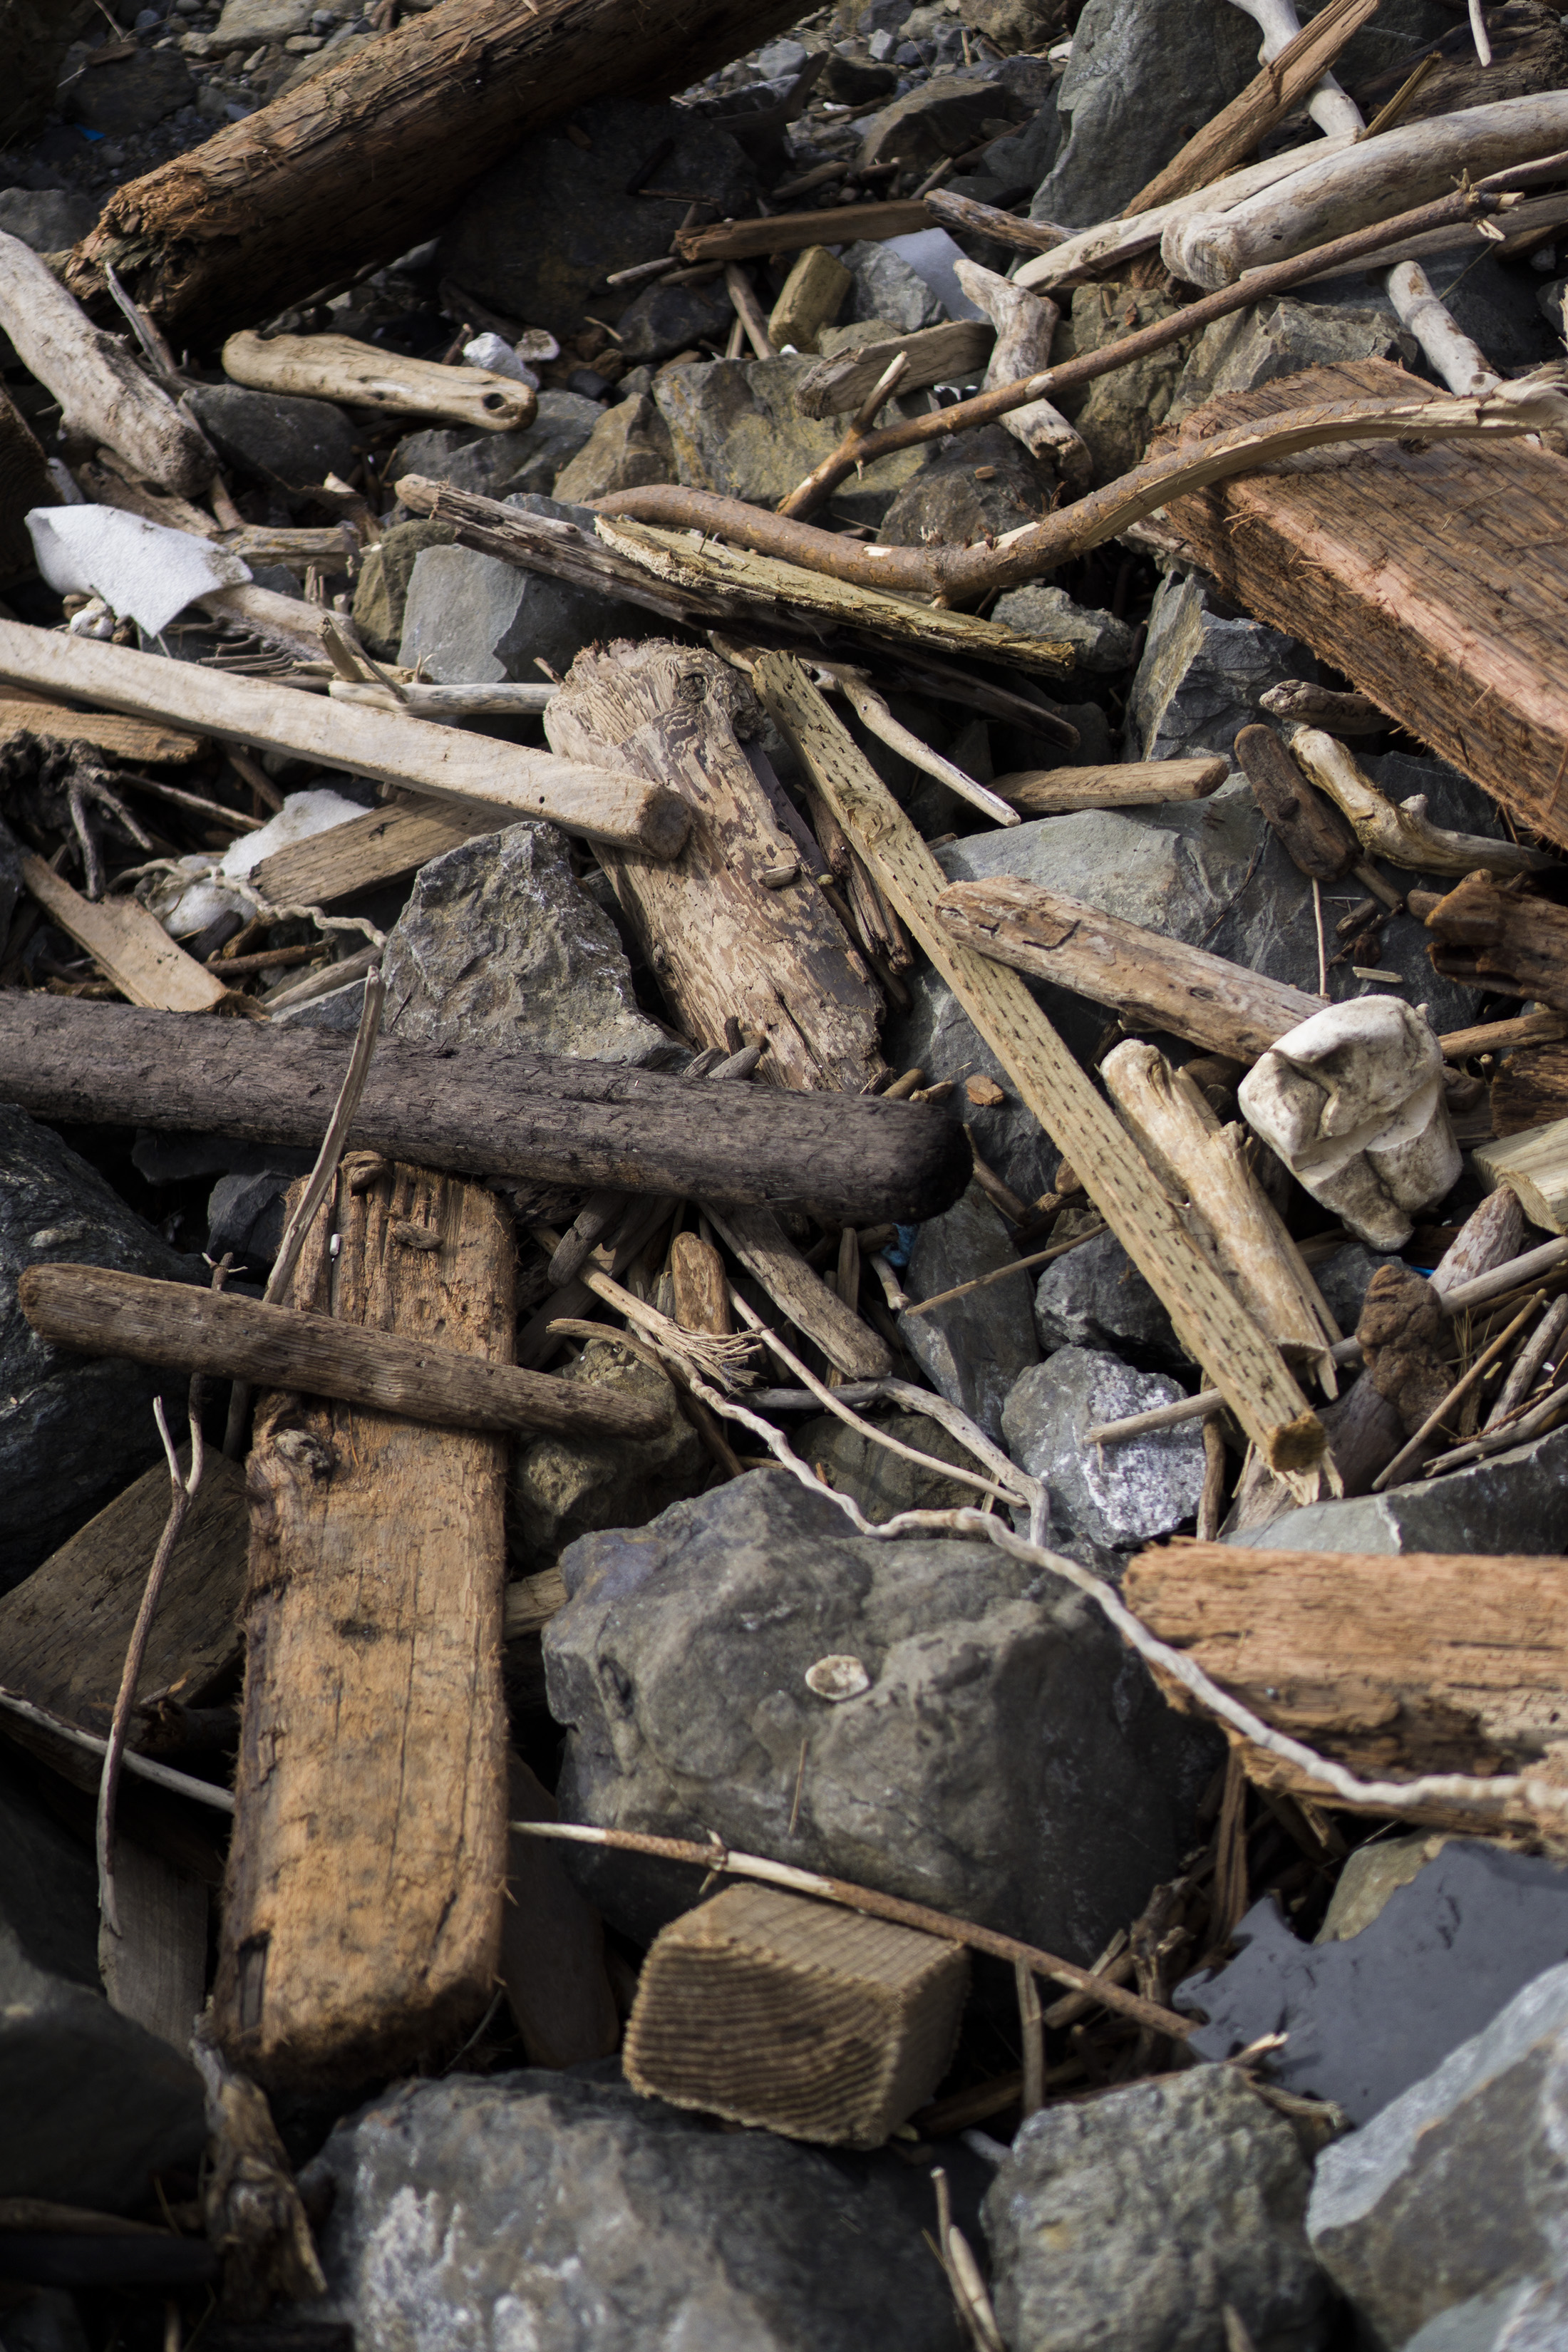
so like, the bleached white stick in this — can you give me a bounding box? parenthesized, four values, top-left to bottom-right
(1228, 0, 1364, 139)
(1387, 259, 1500, 396)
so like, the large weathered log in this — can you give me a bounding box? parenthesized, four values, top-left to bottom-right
(0, 996, 969, 1225)
(62, 0, 810, 341)
(19, 1264, 671, 1442)
(210, 1164, 511, 2085)
(1157, 359, 1568, 856)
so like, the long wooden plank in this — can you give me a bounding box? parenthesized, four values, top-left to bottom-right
(210, 1163, 511, 2085)
(0, 694, 203, 764)
(252, 795, 498, 906)
(0, 622, 689, 858)
(1159, 359, 1568, 855)
(20, 850, 228, 1013)
(755, 653, 1327, 1485)
(676, 201, 932, 265)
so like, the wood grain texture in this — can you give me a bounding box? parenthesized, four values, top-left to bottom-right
(545, 642, 889, 1095)
(21, 851, 229, 1013)
(1157, 360, 1568, 853)
(675, 202, 933, 264)
(211, 1162, 511, 2085)
(1494, 1041, 1568, 1136)
(0, 696, 203, 764)
(991, 758, 1226, 815)
(1125, 1540, 1568, 1821)
(251, 795, 496, 907)
(0, 995, 971, 1227)
(759, 654, 1327, 1482)
(1473, 1118, 1568, 1232)
(1424, 871, 1568, 1011)
(622, 1882, 967, 2148)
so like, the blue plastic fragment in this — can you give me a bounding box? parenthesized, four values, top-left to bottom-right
(884, 1223, 918, 1269)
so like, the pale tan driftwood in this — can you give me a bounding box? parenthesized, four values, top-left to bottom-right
(326, 681, 555, 719)
(21, 850, 229, 1012)
(670, 1231, 733, 1336)
(950, 262, 1089, 493)
(934, 875, 1324, 1063)
(1442, 1009, 1568, 1061)
(1386, 261, 1499, 398)
(724, 264, 778, 362)
(211, 1165, 512, 2086)
(756, 653, 1329, 1486)
(1124, 1541, 1568, 1822)
(767, 246, 853, 355)
(706, 1202, 893, 1381)
(1258, 680, 1388, 736)
(0, 695, 204, 763)
(222, 330, 536, 434)
(1163, 94, 1568, 288)
(0, 231, 211, 497)
(1474, 1120, 1568, 1234)
(20, 1263, 671, 1443)
(1101, 1041, 1338, 1363)
(1288, 728, 1552, 877)
(0, 623, 689, 857)
(991, 758, 1226, 815)
(675, 202, 933, 266)
(1229, 0, 1365, 138)
(252, 795, 496, 905)
(198, 579, 362, 664)
(824, 666, 1018, 827)
(793, 321, 993, 419)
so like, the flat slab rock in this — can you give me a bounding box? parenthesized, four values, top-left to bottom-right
(1230, 1416, 1568, 1557)
(544, 1470, 1217, 1961)
(296, 2069, 966, 2352)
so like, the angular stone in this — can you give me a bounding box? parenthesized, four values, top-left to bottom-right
(1128, 572, 1312, 766)
(0, 1107, 201, 1585)
(297, 2069, 965, 2352)
(1032, 1231, 1184, 1369)
(1002, 1346, 1205, 1550)
(0, 186, 98, 251)
(210, 0, 312, 45)
(184, 383, 357, 507)
(842, 239, 946, 334)
(1308, 1957, 1568, 2348)
(388, 391, 604, 504)
(956, 0, 1063, 53)
(381, 822, 669, 1063)
(62, 45, 194, 133)
(1172, 293, 1416, 428)
(438, 98, 756, 339)
(653, 353, 927, 523)
(612, 279, 733, 366)
(797, 1408, 982, 1522)
(1031, 0, 1257, 230)
(396, 527, 646, 688)
(991, 582, 1137, 674)
(875, 422, 1048, 547)
(545, 1471, 1218, 1957)
(1055, 279, 1198, 477)
(1225, 1418, 1568, 1557)
(553, 393, 676, 502)
(1182, 1842, 1568, 2127)
(900, 1182, 1039, 1440)
(822, 52, 898, 103)
(349, 517, 457, 661)
(984, 2067, 1330, 2352)
(859, 68, 1026, 170)
(510, 1336, 707, 1568)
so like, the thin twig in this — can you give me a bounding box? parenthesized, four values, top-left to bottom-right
(1312, 877, 1329, 999)
(0, 1686, 234, 1810)
(902, 1222, 1105, 1318)
(1371, 1290, 1545, 1492)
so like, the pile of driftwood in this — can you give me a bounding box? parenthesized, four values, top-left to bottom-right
(6, 0, 1568, 2341)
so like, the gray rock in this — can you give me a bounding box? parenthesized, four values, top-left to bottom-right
(858, 66, 1026, 170)
(984, 2067, 1330, 2352)
(388, 391, 605, 502)
(1317, 1830, 1450, 1944)
(612, 278, 735, 366)
(438, 98, 756, 339)
(350, 517, 457, 661)
(1184, 1842, 1568, 2128)
(1003, 1346, 1205, 1551)
(510, 1336, 707, 1568)
(396, 518, 646, 687)
(1172, 294, 1415, 428)
(842, 237, 946, 332)
(0, 185, 97, 250)
(1056, 279, 1199, 475)
(797, 1407, 982, 1522)
(381, 823, 668, 1063)
(0, 1106, 201, 1584)
(272, 976, 367, 1031)
(1308, 1958, 1568, 2348)
(545, 1470, 1218, 1959)
(298, 2068, 964, 2352)
(552, 392, 676, 502)
(653, 352, 927, 524)
(211, 0, 311, 43)
(956, 0, 1062, 53)
(1031, 0, 1257, 230)
(1225, 1418, 1568, 1557)
(876, 421, 1048, 547)
(822, 52, 899, 102)
(991, 581, 1137, 674)
(1033, 1230, 1184, 1370)
(1312, 1242, 1400, 1340)
(1128, 572, 1312, 766)
(899, 1181, 1040, 1440)
(62, 45, 194, 134)
(184, 383, 357, 507)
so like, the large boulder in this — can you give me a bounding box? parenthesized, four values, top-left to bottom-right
(545, 1471, 1218, 1959)
(984, 2066, 1331, 2352)
(652, 353, 927, 525)
(183, 383, 357, 507)
(858, 65, 1031, 170)
(298, 2069, 965, 2351)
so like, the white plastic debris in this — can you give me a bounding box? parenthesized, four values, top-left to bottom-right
(1238, 996, 1462, 1251)
(143, 788, 366, 937)
(26, 505, 252, 639)
(462, 331, 539, 389)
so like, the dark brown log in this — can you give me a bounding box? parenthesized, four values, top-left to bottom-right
(20, 1263, 671, 1442)
(1423, 871, 1568, 1010)
(62, 0, 810, 341)
(923, 187, 1065, 254)
(1233, 723, 1361, 883)
(0, 996, 969, 1225)
(1494, 1040, 1568, 1136)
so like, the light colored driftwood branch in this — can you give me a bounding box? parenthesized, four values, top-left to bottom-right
(950, 260, 1090, 495)
(222, 330, 537, 433)
(0, 1683, 234, 1811)
(1228, 0, 1365, 140)
(674, 201, 932, 265)
(1386, 260, 1499, 397)
(1289, 728, 1553, 876)
(0, 621, 689, 857)
(991, 758, 1227, 814)
(822, 665, 1018, 826)
(327, 680, 557, 718)
(792, 321, 991, 418)
(1258, 681, 1388, 734)
(705, 1202, 892, 1382)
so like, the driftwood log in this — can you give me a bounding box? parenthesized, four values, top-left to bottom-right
(991, 759, 1227, 815)
(250, 795, 497, 907)
(221, 331, 537, 434)
(1423, 871, 1568, 1009)
(19, 852, 229, 1014)
(951, 260, 1089, 494)
(792, 321, 993, 419)
(19, 1264, 671, 1442)
(0, 996, 969, 1225)
(210, 1165, 512, 2085)
(62, 0, 810, 340)
(1289, 728, 1551, 877)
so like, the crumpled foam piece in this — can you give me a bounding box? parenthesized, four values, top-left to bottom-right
(26, 505, 252, 638)
(144, 788, 365, 937)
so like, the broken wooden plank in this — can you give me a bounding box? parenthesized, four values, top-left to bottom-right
(0, 622, 691, 858)
(1493, 1040, 1568, 1135)
(675, 202, 933, 265)
(0, 694, 205, 764)
(1473, 1119, 1568, 1233)
(792, 320, 993, 418)
(20, 1264, 673, 1443)
(756, 654, 1329, 1482)
(0, 996, 971, 1225)
(211, 1162, 512, 2085)
(622, 1882, 967, 2148)
(705, 1200, 892, 1381)
(1422, 870, 1568, 1010)
(1125, 1540, 1568, 1827)
(19, 850, 229, 1013)
(251, 795, 498, 907)
(1158, 359, 1568, 855)
(991, 758, 1227, 815)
